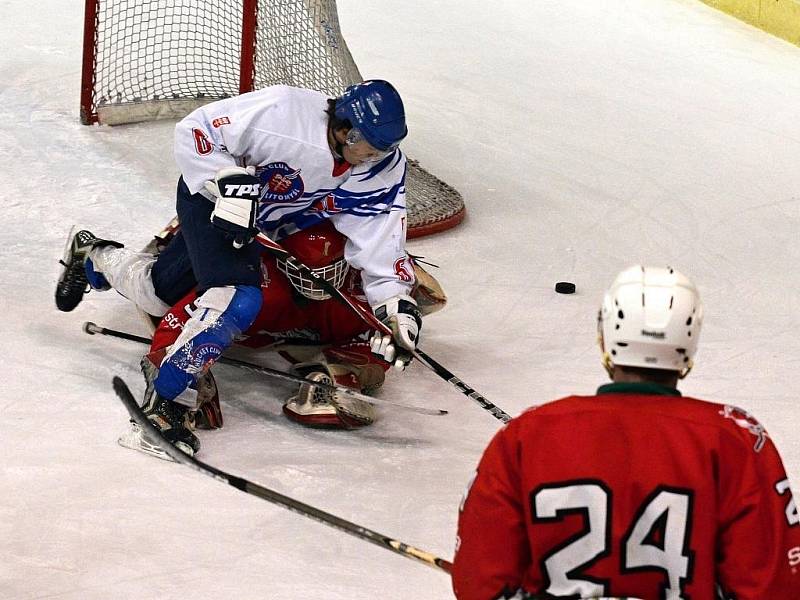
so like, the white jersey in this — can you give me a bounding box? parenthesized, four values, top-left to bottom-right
(174, 85, 414, 306)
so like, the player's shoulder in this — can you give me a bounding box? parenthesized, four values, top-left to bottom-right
(233, 85, 326, 120)
(527, 390, 722, 416)
(511, 392, 770, 449)
(243, 84, 327, 105)
(228, 85, 330, 148)
(347, 149, 407, 188)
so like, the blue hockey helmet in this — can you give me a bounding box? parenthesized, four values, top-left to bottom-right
(334, 80, 408, 151)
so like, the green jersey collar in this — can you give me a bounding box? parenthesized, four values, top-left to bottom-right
(597, 382, 682, 397)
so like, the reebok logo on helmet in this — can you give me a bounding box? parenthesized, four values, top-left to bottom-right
(640, 329, 666, 339)
(366, 98, 380, 117)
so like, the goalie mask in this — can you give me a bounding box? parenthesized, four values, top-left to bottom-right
(276, 221, 349, 301)
(598, 265, 703, 378)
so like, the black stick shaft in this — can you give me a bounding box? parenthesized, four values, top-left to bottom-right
(256, 234, 513, 423)
(414, 349, 512, 423)
(84, 322, 446, 416)
(112, 376, 453, 574)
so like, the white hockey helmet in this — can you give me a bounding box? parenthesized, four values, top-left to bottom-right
(598, 265, 703, 378)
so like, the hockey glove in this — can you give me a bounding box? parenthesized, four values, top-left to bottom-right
(370, 294, 422, 371)
(205, 166, 261, 248)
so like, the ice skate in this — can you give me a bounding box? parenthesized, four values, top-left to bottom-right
(118, 358, 200, 459)
(55, 228, 122, 312)
(118, 392, 200, 460)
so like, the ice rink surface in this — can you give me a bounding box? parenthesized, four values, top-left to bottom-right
(2, 0, 800, 597)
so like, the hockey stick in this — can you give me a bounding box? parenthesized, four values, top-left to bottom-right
(84, 322, 447, 417)
(112, 376, 453, 574)
(256, 234, 513, 423)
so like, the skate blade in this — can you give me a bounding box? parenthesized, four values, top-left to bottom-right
(57, 225, 78, 277)
(117, 422, 192, 462)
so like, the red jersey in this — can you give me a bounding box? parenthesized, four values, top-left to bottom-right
(150, 257, 379, 364)
(453, 382, 800, 600)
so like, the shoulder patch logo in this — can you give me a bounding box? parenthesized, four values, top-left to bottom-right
(212, 116, 230, 128)
(192, 128, 213, 155)
(720, 405, 768, 452)
(257, 162, 305, 203)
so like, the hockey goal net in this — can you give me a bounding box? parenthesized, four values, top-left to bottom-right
(80, 0, 465, 238)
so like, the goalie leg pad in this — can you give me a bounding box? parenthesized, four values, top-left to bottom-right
(283, 362, 376, 429)
(283, 371, 343, 428)
(191, 371, 223, 430)
(323, 345, 389, 395)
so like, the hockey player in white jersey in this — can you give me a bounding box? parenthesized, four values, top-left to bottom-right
(56, 80, 422, 457)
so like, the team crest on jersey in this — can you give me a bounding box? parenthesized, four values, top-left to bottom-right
(257, 162, 305, 203)
(720, 405, 768, 452)
(310, 194, 343, 214)
(184, 342, 223, 374)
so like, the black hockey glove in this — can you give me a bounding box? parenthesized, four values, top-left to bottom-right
(205, 166, 261, 248)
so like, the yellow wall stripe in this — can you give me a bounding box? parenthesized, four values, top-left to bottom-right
(701, 0, 800, 46)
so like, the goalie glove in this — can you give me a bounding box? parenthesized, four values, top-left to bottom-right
(205, 166, 261, 248)
(370, 294, 422, 371)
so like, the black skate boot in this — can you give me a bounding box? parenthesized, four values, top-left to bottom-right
(144, 393, 201, 457)
(141, 354, 223, 430)
(55, 229, 123, 312)
(117, 358, 201, 460)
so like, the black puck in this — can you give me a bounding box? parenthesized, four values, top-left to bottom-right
(555, 281, 576, 294)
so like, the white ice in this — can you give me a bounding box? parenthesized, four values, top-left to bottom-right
(2, 0, 800, 598)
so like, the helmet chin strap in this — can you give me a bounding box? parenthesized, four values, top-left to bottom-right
(327, 126, 346, 160)
(598, 332, 614, 379)
(602, 352, 614, 379)
(678, 360, 693, 380)
(333, 141, 345, 160)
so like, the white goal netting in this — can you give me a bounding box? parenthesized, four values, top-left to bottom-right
(82, 0, 465, 236)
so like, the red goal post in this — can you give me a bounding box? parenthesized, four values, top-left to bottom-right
(80, 0, 465, 238)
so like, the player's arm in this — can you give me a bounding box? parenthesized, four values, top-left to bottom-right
(716, 434, 800, 598)
(329, 159, 421, 369)
(332, 206, 420, 370)
(173, 101, 243, 196)
(452, 425, 531, 600)
(174, 101, 263, 246)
